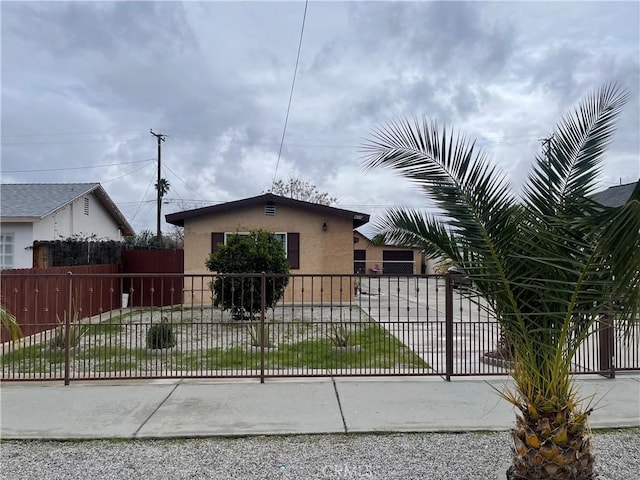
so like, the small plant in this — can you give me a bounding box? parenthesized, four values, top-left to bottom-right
(146, 317, 176, 349)
(49, 306, 89, 350)
(247, 322, 275, 348)
(329, 322, 352, 348)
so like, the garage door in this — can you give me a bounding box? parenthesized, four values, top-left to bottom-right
(354, 249, 366, 274)
(382, 250, 414, 274)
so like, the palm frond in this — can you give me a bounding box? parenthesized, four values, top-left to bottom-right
(1, 303, 23, 342)
(363, 82, 636, 418)
(523, 84, 629, 217)
(363, 82, 636, 479)
(362, 118, 521, 306)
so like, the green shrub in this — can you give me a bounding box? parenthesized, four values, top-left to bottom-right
(49, 324, 89, 350)
(205, 230, 290, 319)
(146, 318, 176, 349)
(49, 303, 88, 350)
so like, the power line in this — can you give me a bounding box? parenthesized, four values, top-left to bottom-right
(272, 0, 309, 184)
(0, 129, 145, 138)
(162, 162, 207, 201)
(131, 170, 158, 223)
(101, 162, 155, 185)
(1, 158, 154, 173)
(2, 136, 148, 146)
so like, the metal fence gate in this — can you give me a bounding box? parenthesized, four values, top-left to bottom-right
(2, 273, 637, 383)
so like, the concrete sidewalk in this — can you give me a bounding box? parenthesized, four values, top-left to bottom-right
(1, 375, 638, 440)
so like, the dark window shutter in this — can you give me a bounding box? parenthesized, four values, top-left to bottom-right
(287, 232, 300, 269)
(211, 232, 225, 253)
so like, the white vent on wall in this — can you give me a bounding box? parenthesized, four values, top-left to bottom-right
(84, 197, 89, 215)
(265, 204, 276, 216)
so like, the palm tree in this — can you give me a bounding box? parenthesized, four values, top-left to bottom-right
(155, 178, 170, 198)
(154, 178, 170, 244)
(362, 83, 640, 479)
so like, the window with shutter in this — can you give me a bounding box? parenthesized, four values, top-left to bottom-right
(212, 231, 299, 269)
(287, 232, 300, 269)
(211, 232, 225, 253)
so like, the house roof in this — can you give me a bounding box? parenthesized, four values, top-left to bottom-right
(0, 183, 134, 236)
(166, 193, 370, 229)
(591, 181, 638, 207)
(354, 228, 422, 251)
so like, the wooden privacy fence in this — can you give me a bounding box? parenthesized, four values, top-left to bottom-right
(1, 273, 638, 383)
(0, 265, 121, 342)
(121, 249, 184, 308)
(1, 249, 184, 342)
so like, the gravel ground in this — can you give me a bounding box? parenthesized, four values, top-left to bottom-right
(2, 429, 638, 480)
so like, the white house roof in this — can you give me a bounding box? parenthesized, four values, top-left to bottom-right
(0, 183, 134, 235)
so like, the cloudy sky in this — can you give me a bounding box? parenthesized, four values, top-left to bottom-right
(2, 1, 639, 235)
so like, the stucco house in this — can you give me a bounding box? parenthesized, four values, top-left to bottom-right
(352, 230, 426, 275)
(165, 193, 370, 302)
(0, 183, 134, 269)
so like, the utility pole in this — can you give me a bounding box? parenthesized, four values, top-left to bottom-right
(150, 129, 167, 244)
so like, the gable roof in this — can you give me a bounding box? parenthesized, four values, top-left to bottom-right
(166, 193, 370, 228)
(354, 228, 422, 250)
(591, 181, 638, 208)
(0, 183, 134, 236)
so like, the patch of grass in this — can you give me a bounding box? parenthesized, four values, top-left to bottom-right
(1, 319, 427, 375)
(86, 322, 125, 335)
(165, 323, 427, 371)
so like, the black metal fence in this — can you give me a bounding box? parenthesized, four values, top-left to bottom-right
(1, 273, 637, 383)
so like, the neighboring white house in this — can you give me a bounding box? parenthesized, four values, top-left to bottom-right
(0, 183, 134, 269)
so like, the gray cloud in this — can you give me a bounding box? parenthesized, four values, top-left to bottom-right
(1, 1, 638, 234)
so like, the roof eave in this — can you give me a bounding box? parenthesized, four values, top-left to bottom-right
(166, 193, 370, 228)
(92, 185, 135, 236)
(0, 216, 41, 223)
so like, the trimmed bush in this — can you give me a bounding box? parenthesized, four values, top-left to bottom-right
(205, 230, 289, 319)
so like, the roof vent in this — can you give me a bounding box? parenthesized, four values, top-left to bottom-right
(264, 203, 276, 216)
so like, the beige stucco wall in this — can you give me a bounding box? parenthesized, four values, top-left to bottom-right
(181, 203, 355, 303)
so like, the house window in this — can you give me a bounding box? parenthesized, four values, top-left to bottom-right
(84, 197, 89, 215)
(212, 231, 300, 269)
(273, 233, 287, 252)
(0, 233, 14, 269)
(222, 232, 287, 252)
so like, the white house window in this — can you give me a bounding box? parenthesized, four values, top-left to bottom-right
(84, 197, 90, 215)
(223, 231, 250, 244)
(223, 232, 287, 252)
(0, 233, 14, 269)
(273, 233, 287, 252)
(213, 231, 299, 269)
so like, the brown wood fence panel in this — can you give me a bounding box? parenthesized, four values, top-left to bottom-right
(121, 249, 184, 307)
(0, 264, 121, 342)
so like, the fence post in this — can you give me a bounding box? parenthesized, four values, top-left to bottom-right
(445, 273, 454, 381)
(598, 314, 615, 379)
(64, 271, 72, 386)
(260, 272, 266, 384)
